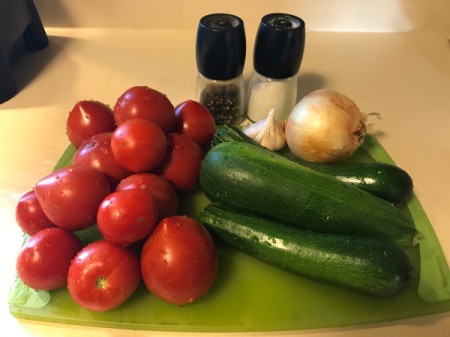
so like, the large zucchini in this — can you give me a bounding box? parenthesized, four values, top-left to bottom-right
(199, 142, 421, 246)
(199, 203, 414, 297)
(213, 125, 413, 204)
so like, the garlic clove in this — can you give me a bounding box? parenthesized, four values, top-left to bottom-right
(243, 109, 286, 151)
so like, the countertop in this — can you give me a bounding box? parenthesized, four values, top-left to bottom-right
(1, 0, 450, 336)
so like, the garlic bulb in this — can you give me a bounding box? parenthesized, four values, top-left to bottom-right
(243, 109, 286, 151)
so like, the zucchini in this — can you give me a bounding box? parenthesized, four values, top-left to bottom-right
(279, 149, 413, 205)
(213, 125, 259, 146)
(199, 203, 415, 297)
(199, 142, 421, 246)
(213, 125, 413, 204)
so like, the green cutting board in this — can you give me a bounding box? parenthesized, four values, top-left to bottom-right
(9, 135, 450, 332)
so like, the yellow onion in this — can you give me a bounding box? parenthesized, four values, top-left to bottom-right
(285, 89, 367, 163)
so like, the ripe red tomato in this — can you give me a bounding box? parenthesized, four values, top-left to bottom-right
(115, 173, 178, 220)
(111, 119, 167, 173)
(172, 100, 216, 146)
(67, 240, 141, 311)
(73, 132, 131, 187)
(16, 227, 83, 290)
(141, 216, 217, 305)
(97, 189, 159, 246)
(15, 190, 55, 235)
(113, 86, 175, 132)
(34, 165, 111, 231)
(156, 133, 204, 193)
(66, 100, 116, 148)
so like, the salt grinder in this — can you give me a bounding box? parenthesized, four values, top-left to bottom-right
(196, 13, 246, 125)
(246, 13, 305, 122)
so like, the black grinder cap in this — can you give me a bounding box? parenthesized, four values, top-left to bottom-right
(196, 13, 246, 81)
(254, 13, 305, 79)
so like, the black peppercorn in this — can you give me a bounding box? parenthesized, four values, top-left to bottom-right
(199, 83, 243, 125)
(195, 13, 246, 125)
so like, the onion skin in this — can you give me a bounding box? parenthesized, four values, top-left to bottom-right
(285, 89, 367, 163)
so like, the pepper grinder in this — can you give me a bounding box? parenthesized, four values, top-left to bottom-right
(246, 13, 305, 122)
(196, 13, 246, 125)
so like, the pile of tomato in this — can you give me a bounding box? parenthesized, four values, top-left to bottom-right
(14, 86, 219, 311)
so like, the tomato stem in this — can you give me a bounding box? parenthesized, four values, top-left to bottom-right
(95, 276, 108, 289)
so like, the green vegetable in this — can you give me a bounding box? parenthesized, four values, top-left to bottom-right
(199, 203, 415, 297)
(54, 144, 76, 170)
(213, 125, 413, 204)
(213, 125, 259, 146)
(199, 142, 421, 246)
(279, 149, 413, 205)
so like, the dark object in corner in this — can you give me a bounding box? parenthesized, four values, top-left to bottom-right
(0, 0, 48, 103)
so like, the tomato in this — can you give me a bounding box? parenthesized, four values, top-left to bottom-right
(73, 132, 131, 187)
(113, 86, 175, 132)
(66, 100, 116, 148)
(172, 100, 216, 146)
(16, 227, 83, 290)
(67, 240, 141, 311)
(140, 216, 217, 305)
(34, 165, 111, 231)
(97, 189, 159, 246)
(15, 190, 55, 235)
(156, 133, 204, 192)
(115, 173, 178, 220)
(111, 119, 167, 173)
